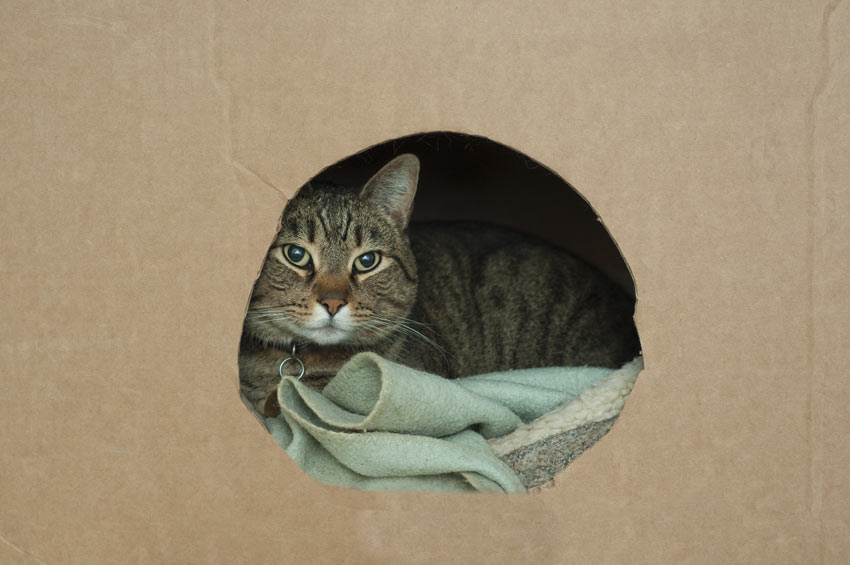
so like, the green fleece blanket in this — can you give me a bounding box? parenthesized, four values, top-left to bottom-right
(264, 353, 615, 493)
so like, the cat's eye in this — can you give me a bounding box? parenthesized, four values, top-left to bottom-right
(283, 244, 311, 268)
(353, 251, 381, 273)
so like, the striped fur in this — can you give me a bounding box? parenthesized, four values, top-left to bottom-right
(239, 155, 639, 411)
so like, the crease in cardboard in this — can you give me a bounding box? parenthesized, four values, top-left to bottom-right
(805, 0, 844, 554)
(53, 13, 130, 40)
(204, 1, 285, 201)
(231, 159, 288, 199)
(0, 532, 47, 565)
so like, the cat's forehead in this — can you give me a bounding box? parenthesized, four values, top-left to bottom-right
(277, 187, 391, 249)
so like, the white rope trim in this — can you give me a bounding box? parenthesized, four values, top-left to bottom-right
(488, 356, 643, 456)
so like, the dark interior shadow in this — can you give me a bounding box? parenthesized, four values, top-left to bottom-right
(312, 132, 634, 296)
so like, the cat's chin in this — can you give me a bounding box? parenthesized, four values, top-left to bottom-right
(300, 325, 353, 346)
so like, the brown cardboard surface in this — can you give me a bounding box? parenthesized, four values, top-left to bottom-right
(1, 1, 848, 563)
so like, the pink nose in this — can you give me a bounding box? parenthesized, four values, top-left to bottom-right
(319, 297, 347, 316)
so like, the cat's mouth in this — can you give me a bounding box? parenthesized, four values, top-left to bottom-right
(301, 319, 353, 345)
(247, 306, 361, 347)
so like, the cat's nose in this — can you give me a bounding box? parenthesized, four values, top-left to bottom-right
(318, 296, 347, 316)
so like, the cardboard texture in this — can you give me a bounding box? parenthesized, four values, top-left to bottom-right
(1, 1, 848, 562)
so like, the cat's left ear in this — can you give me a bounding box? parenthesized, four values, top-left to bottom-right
(359, 154, 419, 229)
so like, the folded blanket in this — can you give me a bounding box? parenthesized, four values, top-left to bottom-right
(263, 353, 640, 493)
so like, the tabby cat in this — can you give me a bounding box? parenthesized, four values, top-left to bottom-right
(240, 154, 639, 414)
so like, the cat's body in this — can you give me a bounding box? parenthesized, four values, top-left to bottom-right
(240, 155, 639, 412)
(404, 222, 638, 376)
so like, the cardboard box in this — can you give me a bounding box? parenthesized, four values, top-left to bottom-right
(2, 1, 848, 562)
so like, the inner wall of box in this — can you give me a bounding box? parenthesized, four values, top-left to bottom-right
(310, 132, 634, 296)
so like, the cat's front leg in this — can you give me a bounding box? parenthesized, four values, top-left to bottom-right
(238, 343, 289, 413)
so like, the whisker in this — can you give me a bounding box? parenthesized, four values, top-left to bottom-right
(364, 316, 450, 362)
(245, 314, 294, 323)
(245, 313, 289, 320)
(248, 305, 299, 311)
(355, 308, 432, 326)
(391, 316, 434, 328)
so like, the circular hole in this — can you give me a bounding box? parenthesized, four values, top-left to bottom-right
(240, 132, 641, 492)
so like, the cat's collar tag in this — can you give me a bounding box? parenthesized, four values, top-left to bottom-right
(277, 344, 305, 380)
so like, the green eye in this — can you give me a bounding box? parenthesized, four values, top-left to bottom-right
(283, 244, 311, 268)
(353, 251, 381, 273)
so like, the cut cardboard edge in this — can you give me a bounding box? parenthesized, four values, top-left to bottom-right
(235, 130, 645, 493)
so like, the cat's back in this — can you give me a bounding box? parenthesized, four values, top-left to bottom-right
(406, 222, 639, 376)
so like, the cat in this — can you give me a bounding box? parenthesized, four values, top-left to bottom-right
(239, 154, 640, 415)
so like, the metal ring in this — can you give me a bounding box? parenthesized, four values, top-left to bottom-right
(278, 356, 306, 380)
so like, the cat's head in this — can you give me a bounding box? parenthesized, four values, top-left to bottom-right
(245, 154, 420, 348)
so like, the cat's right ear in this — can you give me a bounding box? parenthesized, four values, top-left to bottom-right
(359, 154, 419, 229)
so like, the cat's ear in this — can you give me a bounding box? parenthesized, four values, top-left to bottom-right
(359, 154, 419, 229)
